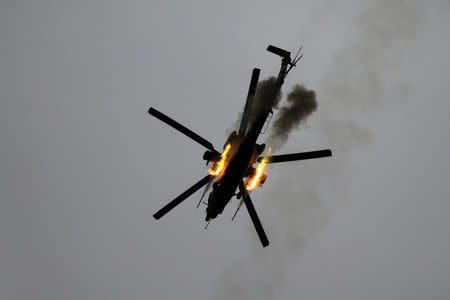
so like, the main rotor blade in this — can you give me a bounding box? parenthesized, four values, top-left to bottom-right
(149, 107, 215, 151)
(258, 149, 332, 164)
(242, 192, 269, 247)
(153, 175, 211, 220)
(238, 68, 260, 136)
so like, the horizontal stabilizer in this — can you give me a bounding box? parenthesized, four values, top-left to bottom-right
(267, 45, 291, 59)
(258, 149, 332, 164)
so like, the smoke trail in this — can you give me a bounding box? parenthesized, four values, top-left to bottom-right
(267, 84, 318, 151)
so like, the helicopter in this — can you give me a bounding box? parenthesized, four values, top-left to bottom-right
(149, 45, 332, 247)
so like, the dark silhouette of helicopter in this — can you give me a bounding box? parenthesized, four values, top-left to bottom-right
(149, 45, 332, 247)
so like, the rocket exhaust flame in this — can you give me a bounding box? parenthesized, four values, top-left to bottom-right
(245, 148, 271, 191)
(209, 144, 232, 177)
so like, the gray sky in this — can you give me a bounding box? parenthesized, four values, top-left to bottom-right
(2, 0, 450, 299)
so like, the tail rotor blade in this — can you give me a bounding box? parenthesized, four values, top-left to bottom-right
(153, 175, 211, 220)
(242, 192, 269, 247)
(258, 149, 332, 164)
(149, 107, 215, 151)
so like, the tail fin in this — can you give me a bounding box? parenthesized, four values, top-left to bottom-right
(267, 44, 303, 80)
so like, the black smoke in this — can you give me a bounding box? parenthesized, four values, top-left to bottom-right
(249, 76, 282, 126)
(267, 85, 318, 151)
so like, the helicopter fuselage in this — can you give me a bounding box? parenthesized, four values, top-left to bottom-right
(205, 88, 279, 221)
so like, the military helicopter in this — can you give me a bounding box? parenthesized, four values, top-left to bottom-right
(149, 45, 331, 247)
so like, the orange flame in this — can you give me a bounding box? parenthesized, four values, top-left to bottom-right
(245, 148, 271, 191)
(209, 144, 231, 177)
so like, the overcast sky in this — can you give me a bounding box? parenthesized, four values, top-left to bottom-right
(2, 0, 450, 299)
